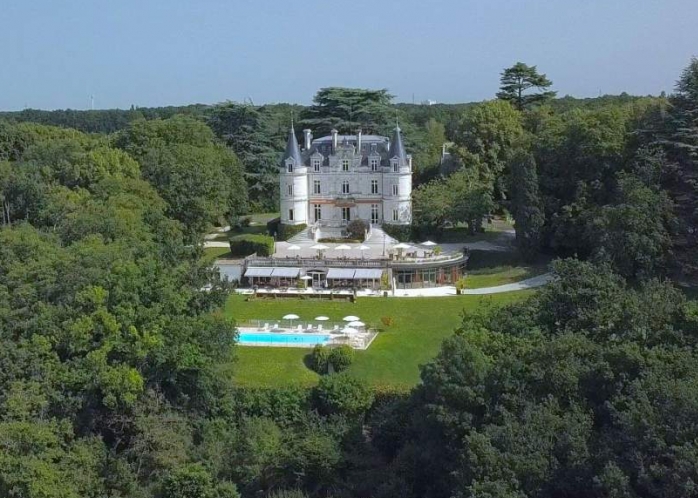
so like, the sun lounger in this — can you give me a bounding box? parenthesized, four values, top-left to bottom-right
(263, 323, 270, 330)
(297, 324, 303, 331)
(317, 324, 323, 332)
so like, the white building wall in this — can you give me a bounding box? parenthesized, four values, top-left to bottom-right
(280, 163, 309, 225)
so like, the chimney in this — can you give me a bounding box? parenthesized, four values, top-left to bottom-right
(303, 129, 312, 150)
(331, 129, 338, 151)
(356, 128, 362, 154)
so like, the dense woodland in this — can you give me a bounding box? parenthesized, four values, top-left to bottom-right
(0, 59, 697, 497)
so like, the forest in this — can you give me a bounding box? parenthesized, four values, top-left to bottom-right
(0, 58, 697, 498)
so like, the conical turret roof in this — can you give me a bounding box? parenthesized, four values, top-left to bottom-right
(388, 124, 407, 162)
(281, 125, 302, 166)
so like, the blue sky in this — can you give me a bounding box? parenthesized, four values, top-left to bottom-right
(2, 0, 697, 110)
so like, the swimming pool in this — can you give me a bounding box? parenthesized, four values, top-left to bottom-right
(237, 329, 331, 347)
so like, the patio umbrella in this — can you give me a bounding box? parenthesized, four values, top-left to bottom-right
(335, 244, 351, 250)
(342, 327, 358, 335)
(310, 244, 329, 258)
(358, 244, 370, 258)
(282, 313, 299, 326)
(420, 240, 437, 246)
(347, 320, 365, 328)
(314, 316, 329, 321)
(287, 244, 301, 251)
(392, 242, 412, 250)
(343, 315, 360, 322)
(300, 275, 312, 280)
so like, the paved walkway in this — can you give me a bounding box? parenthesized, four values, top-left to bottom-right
(386, 273, 552, 297)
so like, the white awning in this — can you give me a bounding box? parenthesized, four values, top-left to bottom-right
(245, 267, 274, 277)
(271, 267, 300, 278)
(326, 268, 356, 279)
(354, 268, 383, 279)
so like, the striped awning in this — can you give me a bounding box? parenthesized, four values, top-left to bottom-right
(354, 268, 383, 279)
(326, 268, 356, 279)
(244, 267, 274, 277)
(271, 267, 300, 278)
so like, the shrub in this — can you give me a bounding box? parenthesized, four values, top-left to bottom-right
(380, 316, 395, 327)
(455, 277, 467, 291)
(382, 223, 413, 242)
(278, 223, 307, 241)
(380, 272, 391, 290)
(313, 372, 374, 416)
(346, 219, 368, 240)
(309, 345, 331, 374)
(229, 234, 275, 257)
(328, 345, 354, 372)
(433, 245, 442, 255)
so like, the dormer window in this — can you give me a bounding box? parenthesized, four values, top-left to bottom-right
(342, 159, 350, 172)
(287, 163, 293, 173)
(313, 159, 320, 172)
(370, 158, 379, 171)
(392, 160, 399, 173)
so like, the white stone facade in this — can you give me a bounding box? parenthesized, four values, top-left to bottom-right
(279, 127, 412, 227)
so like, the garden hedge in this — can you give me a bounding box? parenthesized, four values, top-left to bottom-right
(229, 234, 275, 257)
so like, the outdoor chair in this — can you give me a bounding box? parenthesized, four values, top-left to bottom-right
(296, 324, 303, 331)
(263, 323, 270, 330)
(317, 324, 323, 332)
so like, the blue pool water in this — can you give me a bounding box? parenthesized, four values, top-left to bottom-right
(238, 330, 330, 346)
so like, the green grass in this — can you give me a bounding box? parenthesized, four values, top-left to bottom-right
(203, 247, 233, 260)
(467, 265, 548, 288)
(247, 212, 279, 225)
(224, 291, 533, 390)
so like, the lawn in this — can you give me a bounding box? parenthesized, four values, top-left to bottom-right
(203, 247, 233, 260)
(467, 265, 548, 288)
(224, 290, 533, 390)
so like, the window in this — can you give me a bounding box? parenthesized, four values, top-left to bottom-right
(287, 184, 294, 196)
(392, 161, 399, 172)
(342, 207, 351, 222)
(314, 204, 322, 222)
(289, 209, 294, 221)
(313, 180, 321, 194)
(392, 209, 398, 222)
(287, 163, 293, 173)
(371, 204, 379, 224)
(392, 184, 399, 196)
(342, 159, 350, 171)
(313, 159, 320, 172)
(370, 158, 379, 171)
(371, 180, 378, 194)
(342, 181, 350, 194)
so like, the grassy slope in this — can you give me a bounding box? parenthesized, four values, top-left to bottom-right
(225, 291, 532, 390)
(466, 265, 548, 288)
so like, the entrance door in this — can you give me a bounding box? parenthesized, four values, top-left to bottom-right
(310, 271, 326, 288)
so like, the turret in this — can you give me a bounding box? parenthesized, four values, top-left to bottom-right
(281, 124, 302, 168)
(388, 124, 407, 163)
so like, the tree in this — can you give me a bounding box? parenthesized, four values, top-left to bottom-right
(496, 62, 556, 111)
(509, 151, 544, 260)
(451, 100, 525, 201)
(300, 87, 394, 136)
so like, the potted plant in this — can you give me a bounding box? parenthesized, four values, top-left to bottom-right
(433, 245, 443, 256)
(455, 277, 467, 295)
